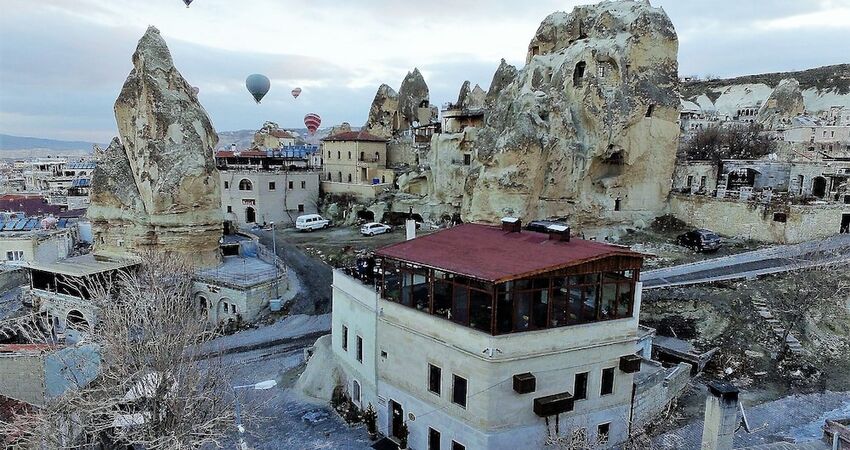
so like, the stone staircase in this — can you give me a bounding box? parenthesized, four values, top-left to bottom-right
(752, 298, 807, 355)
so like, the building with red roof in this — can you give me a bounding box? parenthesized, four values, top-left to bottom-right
(320, 129, 395, 199)
(323, 219, 649, 450)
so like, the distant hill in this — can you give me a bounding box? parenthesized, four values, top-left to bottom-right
(0, 133, 101, 152)
(680, 64, 850, 116)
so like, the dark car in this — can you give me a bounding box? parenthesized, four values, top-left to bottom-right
(527, 220, 569, 233)
(676, 229, 722, 252)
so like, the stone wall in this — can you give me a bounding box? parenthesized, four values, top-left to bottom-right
(669, 194, 850, 243)
(632, 361, 691, 428)
(0, 351, 46, 405)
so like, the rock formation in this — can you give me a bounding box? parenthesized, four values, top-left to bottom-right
(757, 78, 805, 130)
(88, 26, 222, 267)
(455, 81, 486, 110)
(251, 121, 297, 149)
(364, 69, 438, 138)
(424, 1, 680, 227)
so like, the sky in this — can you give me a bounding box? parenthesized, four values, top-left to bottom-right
(1, 0, 849, 143)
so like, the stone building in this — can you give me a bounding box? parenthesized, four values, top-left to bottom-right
(324, 222, 651, 449)
(0, 217, 78, 265)
(321, 131, 395, 199)
(216, 148, 321, 226)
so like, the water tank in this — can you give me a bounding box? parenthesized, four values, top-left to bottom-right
(269, 298, 282, 312)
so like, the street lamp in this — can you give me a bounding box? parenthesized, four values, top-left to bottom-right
(232, 379, 277, 450)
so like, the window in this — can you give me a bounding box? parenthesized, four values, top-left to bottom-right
(574, 372, 588, 400)
(288, 180, 294, 189)
(352, 380, 361, 405)
(686, 175, 693, 188)
(328, 172, 332, 181)
(645, 104, 655, 117)
(238, 179, 253, 191)
(348, 151, 351, 160)
(224, 181, 230, 189)
(601, 367, 615, 396)
(6, 251, 24, 261)
(226, 206, 232, 213)
(429, 428, 441, 450)
(597, 423, 610, 445)
(614, 197, 621, 212)
(301, 181, 306, 189)
(463, 154, 471, 165)
(573, 62, 586, 85)
(268, 181, 276, 190)
(428, 364, 441, 395)
(356, 335, 363, 363)
(700, 176, 707, 190)
(347, 173, 352, 183)
(298, 204, 305, 212)
(341, 325, 348, 351)
(452, 374, 467, 408)
(327, 150, 331, 158)
(337, 151, 341, 159)
(451, 441, 465, 450)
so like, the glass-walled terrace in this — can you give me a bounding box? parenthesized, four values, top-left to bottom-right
(378, 257, 640, 336)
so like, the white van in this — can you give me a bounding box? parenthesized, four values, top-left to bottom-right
(295, 214, 331, 232)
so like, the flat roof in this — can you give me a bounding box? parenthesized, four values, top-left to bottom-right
(375, 223, 642, 283)
(28, 253, 138, 277)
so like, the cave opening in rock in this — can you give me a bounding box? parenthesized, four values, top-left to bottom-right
(646, 104, 655, 117)
(573, 62, 586, 86)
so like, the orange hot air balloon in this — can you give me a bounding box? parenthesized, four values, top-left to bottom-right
(304, 113, 321, 134)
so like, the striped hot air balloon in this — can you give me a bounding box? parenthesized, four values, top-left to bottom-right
(291, 87, 302, 99)
(304, 113, 321, 134)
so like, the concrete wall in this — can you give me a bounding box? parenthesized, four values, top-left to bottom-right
(193, 278, 277, 325)
(669, 194, 850, 243)
(0, 267, 26, 292)
(0, 351, 46, 405)
(0, 227, 76, 264)
(672, 161, 718, 193)
(321, 181, 392, 200)
(332, 270, 644, 449)
(220, 170, 320, 226)
(631, 362, 691, 428)
(323, 141, 388, 184)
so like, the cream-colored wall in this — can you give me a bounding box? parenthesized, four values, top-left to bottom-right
(672, 161, 718, 193)
(669, 194, 850, 243)
(320, 181, 391, 200)
(322, 140, 388, 184)
(331, 270, 643, 448)
(0, 228, 75, 264)
(219, 171, 320, 226)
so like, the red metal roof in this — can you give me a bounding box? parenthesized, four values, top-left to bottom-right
(375, 223, 643, 282)
(0, 195, 66, 216)
(321, 130, 387, 142)
(0, 343, 57, 354)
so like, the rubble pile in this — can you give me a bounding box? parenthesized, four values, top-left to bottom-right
(88, 26, 222, 267)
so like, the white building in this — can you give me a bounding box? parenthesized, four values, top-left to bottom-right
(328, 222, 646, 449)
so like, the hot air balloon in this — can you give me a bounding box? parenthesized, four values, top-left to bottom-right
(291, 87, 302, 99)
(183, 0, 193, 7)
(245, 74, 271, 103)
(304, 113, 322, 134)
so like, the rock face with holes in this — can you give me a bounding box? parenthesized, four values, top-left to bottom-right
(757, 78, 805, 130)
(87, 26, 222, 267)
(364, 68, 438, 139)
(456, 0, 680, 227)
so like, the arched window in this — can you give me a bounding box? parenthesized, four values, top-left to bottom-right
(360, 151, 365, 161)
(347, 173, 352, 182)
(338, 172, 342, 182)
(328, 172, 332, 181)
(352, 379, 361, 405)
(337, 151, 341, 159)
(238, 179, 253, 191)
(348, 151, 351, 160)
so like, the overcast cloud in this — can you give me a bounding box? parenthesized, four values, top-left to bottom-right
(1, 0, 848, 142)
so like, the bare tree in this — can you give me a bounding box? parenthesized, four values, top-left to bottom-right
(679, 123, 775, 162)
(0, 252, 262, 449)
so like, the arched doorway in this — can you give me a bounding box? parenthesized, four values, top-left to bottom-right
(198, 295, 208, 316)
(66, 310, 89, 332)
(245, 207, 256, 223)
(812, 177, 827, 198)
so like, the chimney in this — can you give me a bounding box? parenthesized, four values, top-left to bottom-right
(405, 219, 416, 241)
(700, 382, 739, 450)
(501, 217, 521, 233)
(547, 224, 571, 242)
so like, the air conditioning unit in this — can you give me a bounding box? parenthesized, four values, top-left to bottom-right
(533, 392, 574, 417)
(513, 373, 536, 394)
(619, 354, 642, 373)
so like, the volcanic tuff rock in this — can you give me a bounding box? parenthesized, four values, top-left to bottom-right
(757, 79, 805, 130)
(427, 0, 680, 226)
(364, 69, 438, 138)
(87, 26, 222, 267)
(455, 81, 486, 110)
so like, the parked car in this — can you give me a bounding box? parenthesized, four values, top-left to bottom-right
(676, 229, 722, 252)
(295, 214, 331, 232)
(526, 219, 569, 233)
(360, 222, 392, 236)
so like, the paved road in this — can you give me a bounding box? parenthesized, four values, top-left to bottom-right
(643, 234, 850, 289)
(256, 230, 333, 315)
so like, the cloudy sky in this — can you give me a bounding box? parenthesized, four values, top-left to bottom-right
(1, 0, 849, 142)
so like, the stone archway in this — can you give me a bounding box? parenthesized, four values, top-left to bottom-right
(66, 309, 90, 332)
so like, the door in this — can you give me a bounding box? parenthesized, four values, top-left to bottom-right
(390, 400, 404, 439)
(841, 214, 850, 234)
(246, 206, 256, 223)
(812, 177, 827, 198)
